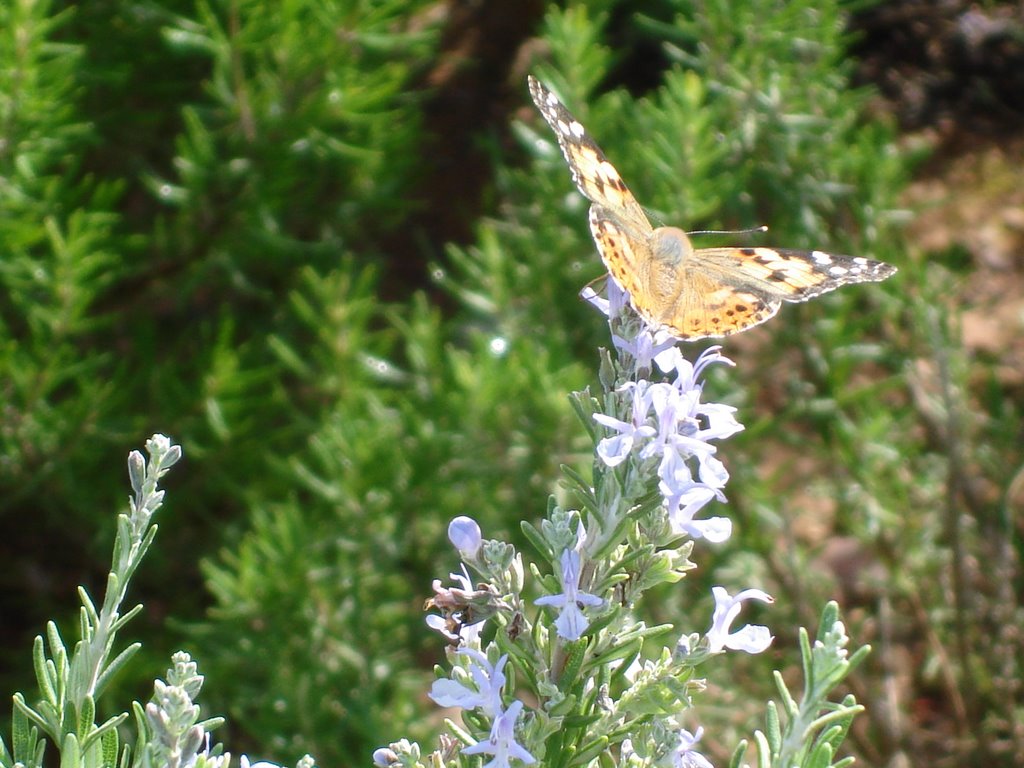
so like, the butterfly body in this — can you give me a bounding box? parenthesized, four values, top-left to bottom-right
(528, 76, 897, 341)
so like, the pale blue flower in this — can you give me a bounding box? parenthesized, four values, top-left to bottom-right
(594, 381, 656, 467)
(606, 275, 629, 317)
(462, 700, 536, 768)
(535, 549, 603, 641)
(448, 516, 482, 556)
(694, 402, 743, 443)
(706, 586, 775, 654)
(614, 327, 678, 373)
(429, 649, 507, 718)
(669, 727, 713, 768)
(665, 485, 731, 542)
(658, 347, 743, 448)
(587, 285, 744, 546)
(582, 281, 678, 371)
(656, 344, 734, 389)
(579, 284, 611, 319)
(580, 275, 628, 321)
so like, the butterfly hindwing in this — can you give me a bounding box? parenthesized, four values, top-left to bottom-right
(664, 271, 782, 340)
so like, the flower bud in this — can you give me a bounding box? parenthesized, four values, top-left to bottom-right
(448, 516, 482, 556)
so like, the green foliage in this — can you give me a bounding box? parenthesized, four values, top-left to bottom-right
(729, 603, 869, 768)
(0, 0, 123, 507)
(1, 436, 191, 768)
(193, 261, 588, 761)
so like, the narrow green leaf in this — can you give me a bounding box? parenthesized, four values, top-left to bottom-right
(109, 603, 144, 634)
(81, 713, 127, 752)
(442, 717, 474, 746)
(799, 625, 815, 694)
(728, 739, 748, 768)
(588, 636, 642, 667)
(773, 670, 799, 716)
(101, 725, 119, 768)
(567, 390, 599, 442)
(560, 463, 595, 500)
(78, 587, 100, 629)
(0, 732, 13, 768)
(806, 736, 834, 768)
(817, 601, 839, 639)
(561, 712, 599, 729)
(571, 734, 609, 765)
(33, 636, 57, 706)
(559, 638, 589, 688)
(77, 694, 95, 738)
(47, 622, 67, 661)
(60, 732, 80, 768)
(753, 730, 772, 768)
(520, 520, 552, 561)
(765, 700, 782, 754)
(14, 692, 51, 737)
(808, 705, 863, 737)
(12, 699, 33, 763)
(93, 642, 141, 699)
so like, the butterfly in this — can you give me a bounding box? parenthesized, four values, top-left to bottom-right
(528, 76, 897, 341)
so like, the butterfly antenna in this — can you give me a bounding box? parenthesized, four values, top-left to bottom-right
(686, 225, 769, 236)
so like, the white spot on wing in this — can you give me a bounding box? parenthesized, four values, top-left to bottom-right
(811, 250, 832, 265)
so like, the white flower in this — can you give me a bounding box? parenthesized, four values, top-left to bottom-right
(706, 586, 775, 654)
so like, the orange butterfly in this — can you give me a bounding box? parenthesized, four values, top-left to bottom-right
(529, 76, 896, 340)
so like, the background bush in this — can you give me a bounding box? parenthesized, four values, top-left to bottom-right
(2, 0, 1021, 766)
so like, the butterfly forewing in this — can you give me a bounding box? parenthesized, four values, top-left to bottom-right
(693, 247, 898, 303)
(529, 77, 651, 233)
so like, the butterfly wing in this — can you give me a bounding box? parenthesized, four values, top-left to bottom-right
(588, 205, 656, 304)
(528, 76, 652, 235)
(648, 245, 896, 340)
(661, 269, 782, 340)
(692, 247, 898, 303)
